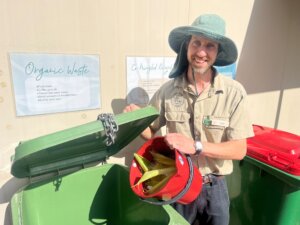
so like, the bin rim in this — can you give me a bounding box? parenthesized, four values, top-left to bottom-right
(244, 156, 300, 187)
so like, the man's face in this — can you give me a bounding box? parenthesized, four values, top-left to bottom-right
(187, 35, 219, 74)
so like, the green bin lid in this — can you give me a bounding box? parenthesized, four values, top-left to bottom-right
(11, 107, 159, 178)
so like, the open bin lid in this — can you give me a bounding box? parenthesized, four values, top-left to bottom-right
(247, 125, 300, 175)
(11, 107, 159, 178)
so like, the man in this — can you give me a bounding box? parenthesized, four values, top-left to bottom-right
(124, 14, 254, 225)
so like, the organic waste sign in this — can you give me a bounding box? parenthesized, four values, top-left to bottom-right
(10, 53, 100, 116)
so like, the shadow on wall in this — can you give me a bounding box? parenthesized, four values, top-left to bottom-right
(111, 87, 150, 115)
(110, 87, 148, 167)
(110, 87, 161, 167)
(236, 0, 300, 129)
(0, 177, 28, 225)
(236, 0, 300, 94)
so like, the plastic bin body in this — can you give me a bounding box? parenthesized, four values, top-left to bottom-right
(11, 164, 185, 225)
(10, 107, 189, 225)
(227, 125, 300, 225)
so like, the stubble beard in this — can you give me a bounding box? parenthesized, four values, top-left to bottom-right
(189, 56, 213, 76)
(192, 66, 211, 76)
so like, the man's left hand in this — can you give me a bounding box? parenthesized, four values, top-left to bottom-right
(164, 133, 196, 155)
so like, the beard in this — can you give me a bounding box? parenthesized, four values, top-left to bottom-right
(191, 66, 211, 75)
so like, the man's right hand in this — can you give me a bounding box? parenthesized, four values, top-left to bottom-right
(123, 104, 141, 113)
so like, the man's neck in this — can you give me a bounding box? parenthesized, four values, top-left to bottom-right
(186, 66, 214, 95)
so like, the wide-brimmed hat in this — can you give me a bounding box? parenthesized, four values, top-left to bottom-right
(168, 14, 238, 78)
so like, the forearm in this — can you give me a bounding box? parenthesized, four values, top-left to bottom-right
(140, 127, 155, 140)
(202, 139, 247, 160)
(164, 133, 247, 160)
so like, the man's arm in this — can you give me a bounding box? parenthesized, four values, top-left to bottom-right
(164, 133, 247, 160)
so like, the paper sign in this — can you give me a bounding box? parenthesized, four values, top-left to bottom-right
(10, 53, 100, 116)
(126, 57, 175, 106)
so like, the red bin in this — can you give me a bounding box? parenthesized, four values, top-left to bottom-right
(247, 125, 300, 175)
(129, 136, 202, 205)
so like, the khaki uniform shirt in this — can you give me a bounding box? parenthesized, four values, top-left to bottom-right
(149, 72, 254, 175)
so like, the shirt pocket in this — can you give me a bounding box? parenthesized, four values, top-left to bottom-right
(165, 111, 191, 134)
(202, 115, 229, 142)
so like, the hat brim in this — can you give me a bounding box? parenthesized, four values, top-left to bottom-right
(168, 26, 238, 66)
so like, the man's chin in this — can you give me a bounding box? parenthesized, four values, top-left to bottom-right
(192, 67, 210, 75)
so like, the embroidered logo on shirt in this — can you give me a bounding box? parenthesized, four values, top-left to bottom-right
(171, 93, 184, 107)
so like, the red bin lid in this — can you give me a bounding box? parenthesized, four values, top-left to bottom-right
(247, 125, 300, 175)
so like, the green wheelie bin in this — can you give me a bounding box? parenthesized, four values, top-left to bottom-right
(227, 125, 300, 225)
(10, 106, 189, 225)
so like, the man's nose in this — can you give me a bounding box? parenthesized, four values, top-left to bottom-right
(195, 46, 207, 56)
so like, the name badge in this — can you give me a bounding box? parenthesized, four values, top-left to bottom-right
(203, 116, 229, 127)
(211, 119, 229, 127)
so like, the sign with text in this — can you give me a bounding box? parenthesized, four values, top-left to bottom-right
(126, 57, 175, 106)
(10, 53, 100, 116)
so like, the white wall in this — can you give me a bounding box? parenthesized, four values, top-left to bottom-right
(237, 0, 300, 133)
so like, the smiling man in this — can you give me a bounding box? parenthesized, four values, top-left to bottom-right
(124, 14, 254, 225)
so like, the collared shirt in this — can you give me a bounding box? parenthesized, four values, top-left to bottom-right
(149, 72, 254, 175)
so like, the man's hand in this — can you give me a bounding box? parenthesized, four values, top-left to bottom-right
(164, 133, 196, 155)
(123, 103, 141, 113)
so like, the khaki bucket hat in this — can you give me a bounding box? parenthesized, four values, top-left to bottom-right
(168, 14, 238, 78)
